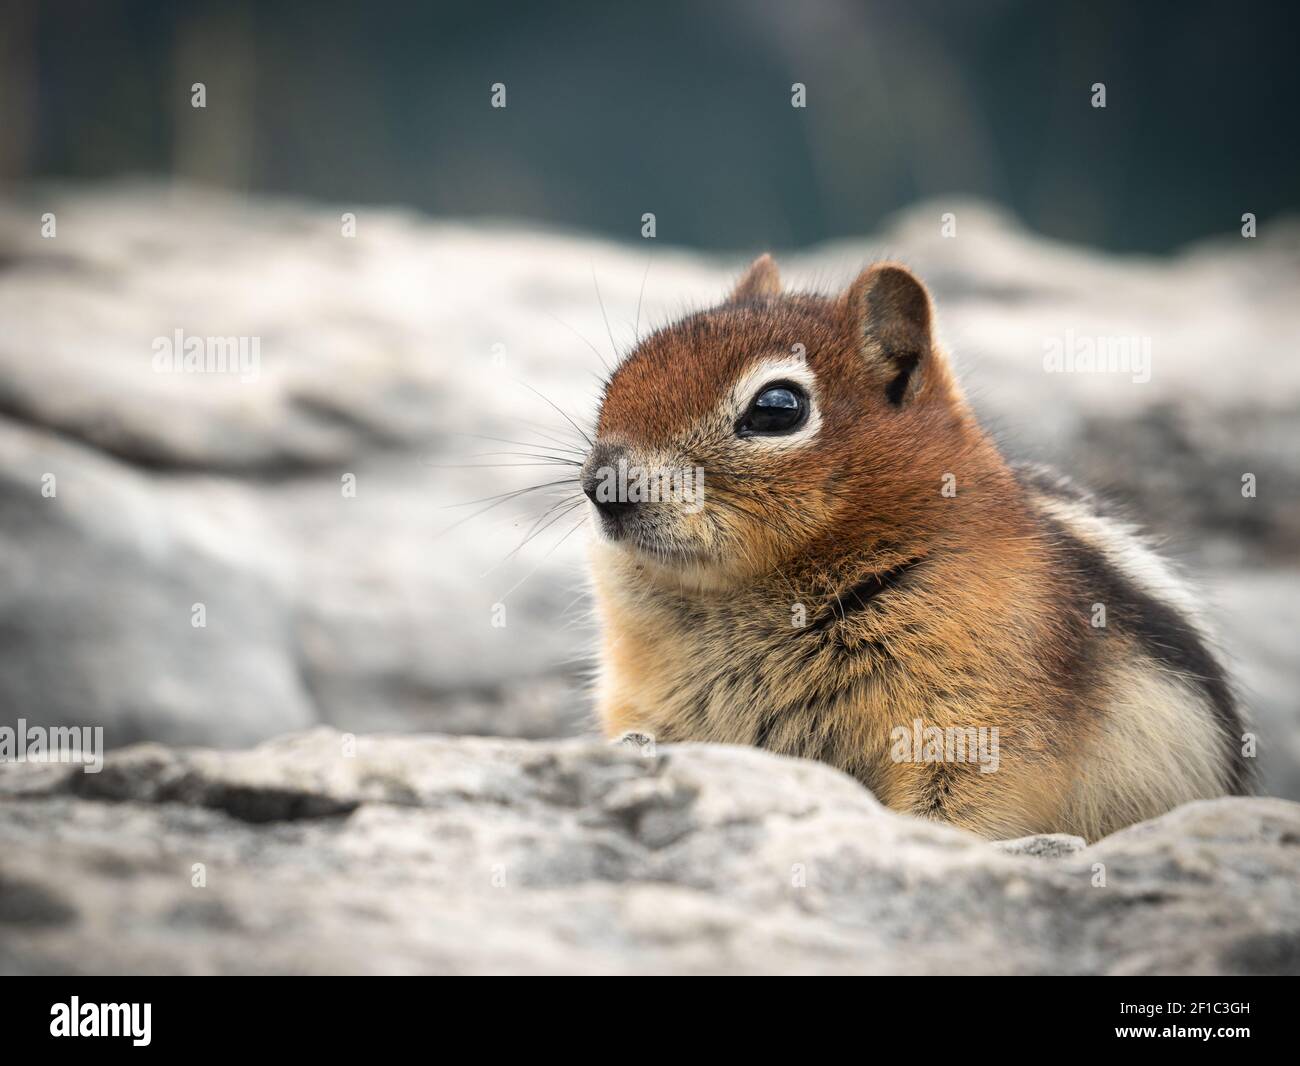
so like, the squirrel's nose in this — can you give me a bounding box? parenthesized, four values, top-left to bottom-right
(582, 443, 640, 520)
(584, 488, 639, 518)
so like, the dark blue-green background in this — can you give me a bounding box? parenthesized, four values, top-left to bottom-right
(9, 0, 1298, 251)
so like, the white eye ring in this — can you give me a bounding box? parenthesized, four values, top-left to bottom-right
(727, 356, 822, 449)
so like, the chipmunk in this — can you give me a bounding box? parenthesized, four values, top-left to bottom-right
(581, 255, 1250, 841)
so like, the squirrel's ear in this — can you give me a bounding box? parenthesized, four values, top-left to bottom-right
(842, 263, 934, 405)
(729, 254, 782, 302)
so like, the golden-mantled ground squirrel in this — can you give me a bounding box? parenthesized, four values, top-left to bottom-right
(582, 255, 1250, 840)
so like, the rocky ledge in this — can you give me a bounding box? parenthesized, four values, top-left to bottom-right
(2, 729, 1297, 975)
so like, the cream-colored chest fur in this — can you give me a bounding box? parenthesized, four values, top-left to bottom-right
(589, 540, 1080, 828)
(587, 522, 1240, 842)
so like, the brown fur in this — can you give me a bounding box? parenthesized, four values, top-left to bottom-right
(583, 257, 1244, 840)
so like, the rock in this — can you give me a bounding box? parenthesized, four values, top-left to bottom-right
(993, 834, 1087, 858)
(1, 730, 1297, 975)
(0, 419, 317, 748)
(0, 183, 1296, 801)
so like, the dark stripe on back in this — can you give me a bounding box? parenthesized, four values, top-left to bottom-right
(1044, 515, 1251, 794)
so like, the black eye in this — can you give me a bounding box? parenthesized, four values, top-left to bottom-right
(738, 383, 808, 437)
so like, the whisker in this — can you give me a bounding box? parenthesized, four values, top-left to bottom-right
(461, 450, 583, 465)
(484, 496, 586, 577)
(515, 380, 595, 450)
(442, 478, 578, 510)
(497, 509, 590, 601)
(545, 310, 613, 377)
(427, 460, 583, 470)
(591, 265, 621, 366)
(473, 450, 582, 462)
(634, 251, 653, 345)
(454, 431, 587, 456)
(435, 477, 580, 538)
(516, 420, 591, 454)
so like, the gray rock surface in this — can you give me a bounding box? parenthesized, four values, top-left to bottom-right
(1, 730, 1297, 975)
(0, 182, 1296, 797)
(992, 833, 1087, 858)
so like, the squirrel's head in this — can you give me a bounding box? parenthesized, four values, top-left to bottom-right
(583, 256, 980, 589)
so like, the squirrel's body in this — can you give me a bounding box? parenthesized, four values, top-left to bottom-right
(582, 257, 1249, 840)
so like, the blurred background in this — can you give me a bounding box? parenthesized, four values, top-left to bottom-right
(1, 0, 1298, 798)
(6, 0, 1300, 251)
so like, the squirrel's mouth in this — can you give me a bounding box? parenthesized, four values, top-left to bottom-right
(627, 534, 710, 568)
(591, 510, 711, 568)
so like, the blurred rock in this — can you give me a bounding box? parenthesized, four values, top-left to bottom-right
(0, 183, 1295, 799)
(0, 419, 316, 748)
(992, 833, 1086, 858)
(1, 730, 1297, 975)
